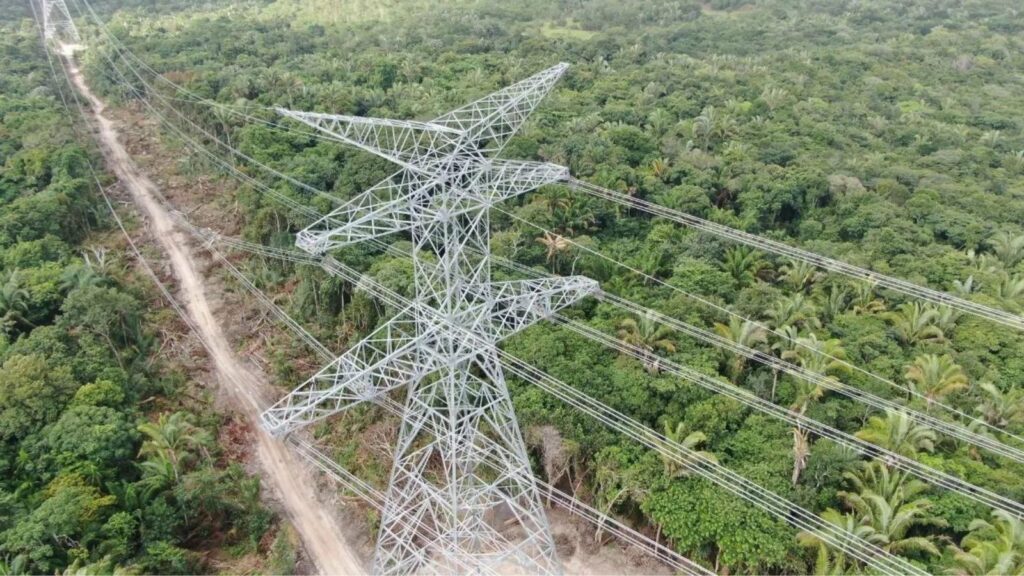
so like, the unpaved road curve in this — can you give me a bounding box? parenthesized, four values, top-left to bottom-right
(61, 48, 365, 576)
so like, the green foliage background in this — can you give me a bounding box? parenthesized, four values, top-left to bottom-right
(5, 0, 1024, 573)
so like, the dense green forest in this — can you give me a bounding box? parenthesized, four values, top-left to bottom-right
(0, 16, 289, 575)
(8, 0, 1024, 573)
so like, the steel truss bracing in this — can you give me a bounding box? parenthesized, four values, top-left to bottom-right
(39, 0, 80, 43)
(263, 63, 595, 575)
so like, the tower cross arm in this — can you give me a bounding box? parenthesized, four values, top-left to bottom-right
(476, 276, 599, 339)
(472, 160, 569, 205)
(276, 108, 465, 172)
(431, 62, 569, 155)
(296, 160, 567, 255)
(296, 169, 434, 255)
(260, 312, 434, 437)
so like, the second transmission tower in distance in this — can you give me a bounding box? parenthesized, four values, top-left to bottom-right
(39, 0, 80, 43)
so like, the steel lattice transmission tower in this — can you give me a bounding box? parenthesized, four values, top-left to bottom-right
(261, 63, 596, 575)
(39, 0, 80, 43)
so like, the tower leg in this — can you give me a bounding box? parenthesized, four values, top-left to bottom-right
(373, 351, 559, 575)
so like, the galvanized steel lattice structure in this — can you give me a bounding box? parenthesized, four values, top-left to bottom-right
(39, 0, 80, 43)
(261, 63, 596, 575)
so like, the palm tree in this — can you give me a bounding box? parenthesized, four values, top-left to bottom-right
(844, 460, 928, 508)
(995, 273, 1024, 310)
(137, 411, 213, 483)
(792, 379, 829, 417)
(816, 284, 851, 324)
(885, 302, 944, 346)
(84, 245, 114, 275)
(721, 245, 762, 289)
(806, 539, 860, 575)
(951, 509, 1024, 576)
(966, 248, 1000, 275)
(782, 334, 849, 414)
(760, 86, 790, 113)
(952, 275, 978, 296)
(545, 191, 598, 236)
(802, 462, 941, 565)
(852, 281, 886, 315)
(771, 324, 801, 358)
(661, 420, 717, 477)
(988, 231, 1024, 268)
(536, 232, 571, 273)
(798, 510, 870, 575)
(60, 263, 105, 292)
(767, 324, 802, 401)
(540, 187, 572, 218)
(840, 485, 944, 557)
(211, 104, 239, 153)
(974, 382, 1024, 430)
(274, 72, 306, 108)
(933, 305, 962, 334)
(780, 259, 824, 293)
(783, 333, 849, 377)
(137, 456, 178, 498)
(617, 313, 676, 374)
(648, 157, 671, 182)
(59, 246, 115, 292)
(713, 317, 766, 381)
(767, 293, 819, 330)
(0, 271, 33, 334)
(904, 354, 968, 410)
(691, 105, 717, 152)
(561, 201, 599, 237)
(855, 410, 936, 458)
(645, 109, 675, 137)
(840, 460, 944, 557)
(1011, 149, 1024, 175)
(636, 249, 668, 284)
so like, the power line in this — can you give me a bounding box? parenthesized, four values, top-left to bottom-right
(95, 28, 1014, 464)
(36, 14, 502, 575)
(569, 178, 1024, 332)
(482, 250, 1024, 465)
(599, 291, 1024, 463)
(59, 7, 1011, 569)
(73, 11, 575, 571)
(27, 0, 214, 357)
(92, 20, 1019, 545)
(30, 5, 702, 575)
(494, 206, 1024, 451)
(191, 239, 711, 575)
(86, 6, 1018, 462)
(39, 0, 80, 43)
(553, 314, 1024, 517)
(332, 226, 1024, 515)
(350, 236, 1024, 517)
(209, 232, 919, 575)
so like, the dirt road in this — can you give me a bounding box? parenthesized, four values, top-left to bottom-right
(61, 47, 366, 576)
